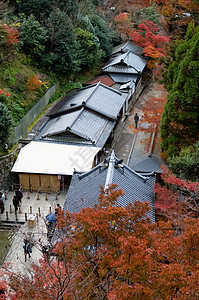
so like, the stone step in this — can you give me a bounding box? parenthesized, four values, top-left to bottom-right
(0, 220, 25, 228)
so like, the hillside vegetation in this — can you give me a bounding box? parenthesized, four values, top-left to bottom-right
(0, 0, 119, 152)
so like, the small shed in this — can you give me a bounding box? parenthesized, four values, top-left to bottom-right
(11, 142, 100, 192)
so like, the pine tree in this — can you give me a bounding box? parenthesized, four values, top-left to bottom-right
(161, 24, 199, 157)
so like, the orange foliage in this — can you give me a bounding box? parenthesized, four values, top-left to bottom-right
(129, 21, 169, 69)
(155, 166, 199, 220)
(27, 74, 47, 91)
(179, 0, 199, 11)
(140, 93, 167, 129)
(114, 12, 134, 37)
(114, 12, 128, 22)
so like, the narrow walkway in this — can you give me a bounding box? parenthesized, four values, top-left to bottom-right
(4, 218, 47, 274)
(114, 80, 167, 169)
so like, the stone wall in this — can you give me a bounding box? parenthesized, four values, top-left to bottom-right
(0, 147, 20, 190)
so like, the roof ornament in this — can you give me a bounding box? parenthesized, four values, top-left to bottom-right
(115, 158, 123, 166)
(104, 150, 116, 191)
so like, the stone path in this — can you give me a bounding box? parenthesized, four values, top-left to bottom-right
(114, 80, 167, 169)
(1, 190, 67, 274)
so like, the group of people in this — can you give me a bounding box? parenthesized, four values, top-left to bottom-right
(0, 188, 23, 215)
(13, 188, 23, 213)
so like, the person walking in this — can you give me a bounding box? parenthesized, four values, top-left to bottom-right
(134, 113, 139, 128)
(0, 192, 5, 214)
(23, 239, 32, 262)
(13, 195, 19, 213)
(15, 188, 23, 204)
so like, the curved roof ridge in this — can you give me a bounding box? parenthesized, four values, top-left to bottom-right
(78, 159, 108, 180)
(83, 82, 100, 105)
(123, 163, 149, 182)
(97, 81, 122, 96)
(102, 52, 126, 70)
(104, 150, 116, 190)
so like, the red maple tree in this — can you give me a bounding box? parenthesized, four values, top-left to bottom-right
(155, 166, 199, 221)
(0, 88, 11, 97)
(2, 183, 199, 299)
(130, 20, 170, 68)
(3, 24, 19, 46)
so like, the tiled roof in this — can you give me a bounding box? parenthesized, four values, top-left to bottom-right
(38, 108, 115, 147)
(49, 82, 127, 120)
(37, 82, 128, 147)
(64, 151, 156, 222)
(102, 51, 147, 74)
(112, 41, 143, 56)
(132, 155, 164, 174)
(84, 75, 115, 87)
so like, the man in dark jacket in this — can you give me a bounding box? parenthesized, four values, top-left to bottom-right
(13, 195, 19, 213)
(15, 188, 23, 204)
(134, 113, 139, 128)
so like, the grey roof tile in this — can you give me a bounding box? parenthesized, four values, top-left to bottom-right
(132, 156, 164, 174)
(102, 51, 147, 74)
(85, 83, 126, 119)
(38, 82, 125, 147)
(39, 108, 115, 147)
(72, 110, 115, 144)
(112, 41, 143, 56)
(57, 86, 96, 114)
(64, 151, 155, 222)
(41, 109, 83, 137)
(51, 83, 127, 120)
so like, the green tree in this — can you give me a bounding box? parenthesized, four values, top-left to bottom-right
(75, 26, 103, 69)
(77, 1, 114, 57)
(90, 14, 113, 57)
(20, 14, 47, 59)
(18, 0, 51, 21)
(0, 103, 12, 150)
(168, 141, 199, 181)
(161, 25, 199, 157)
(18, 0, 78, 22)
(43, 8, 79, 74)
(132, 3, 161, 26)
